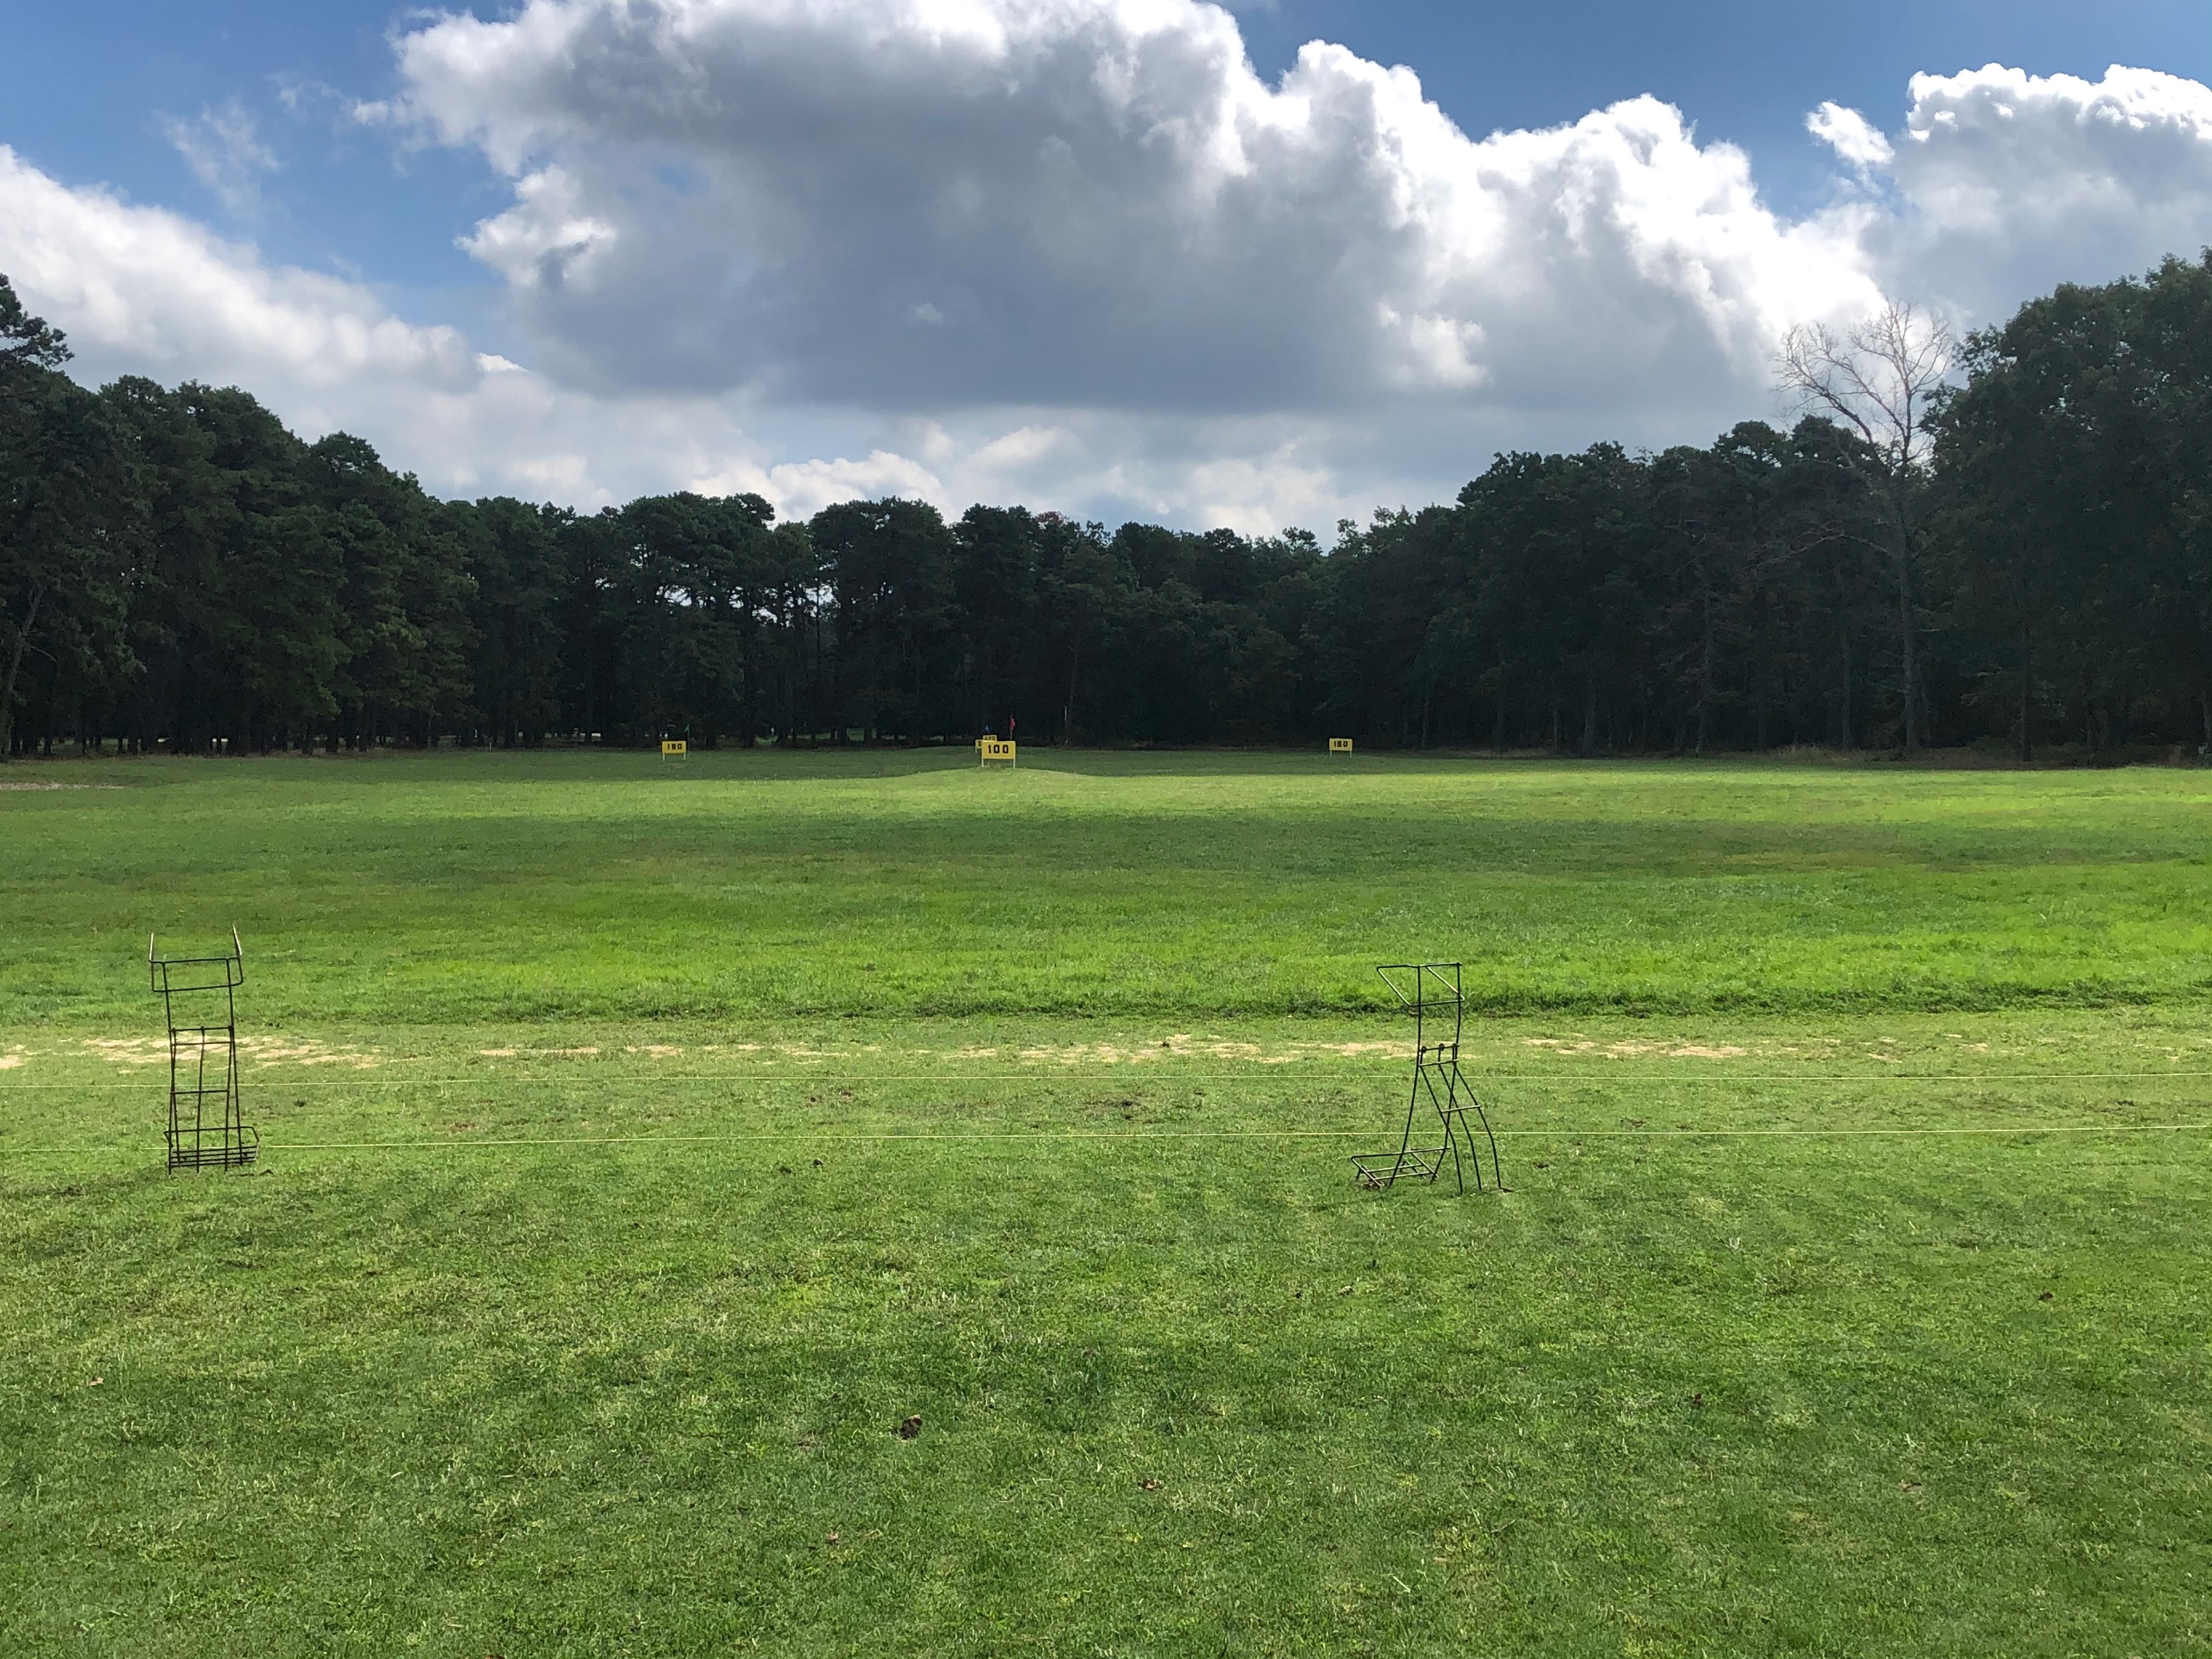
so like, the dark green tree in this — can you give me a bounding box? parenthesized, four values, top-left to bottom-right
(1, 282, 140, 757)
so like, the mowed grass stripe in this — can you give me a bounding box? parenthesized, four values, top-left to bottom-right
(9, 749, 2212, 1024)
(8, 1124, 2205, 1655)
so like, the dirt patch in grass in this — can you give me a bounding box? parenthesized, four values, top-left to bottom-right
(79, 1035, 382, 1069)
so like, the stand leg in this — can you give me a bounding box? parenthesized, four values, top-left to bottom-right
(1424, 1064, 1465, 1194)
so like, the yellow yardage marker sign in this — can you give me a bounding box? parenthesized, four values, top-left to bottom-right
(661, 740, 687, 757)
(977, 739, 1017, 767)
(1329, 737, 1354, 753)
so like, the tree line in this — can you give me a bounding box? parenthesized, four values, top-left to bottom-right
(7, 256, 2212, 760)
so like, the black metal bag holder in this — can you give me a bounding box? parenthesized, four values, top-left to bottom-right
(150, 928, 258, 1172)
(1351, 962, 1502, 1195)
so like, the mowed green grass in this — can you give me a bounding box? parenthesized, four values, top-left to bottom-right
(3, 751, 2210, 1657)
(7, 747, 2212, 1024)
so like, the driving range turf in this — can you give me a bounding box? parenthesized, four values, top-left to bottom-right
(3, 749, 2208, 1656)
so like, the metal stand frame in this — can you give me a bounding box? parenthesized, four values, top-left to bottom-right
(150, 929, 257, 1172)
(1351, 962, 1502, 1194)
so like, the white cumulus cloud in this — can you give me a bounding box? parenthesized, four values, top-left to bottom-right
(380, 0, 1882, 414)
(0, 145, 475, 398)
(0, 143, 769, 507)
(1875, 63, 2212, 320)
(1807, 101, 1894, 176)
(0, 141, 1280, 523)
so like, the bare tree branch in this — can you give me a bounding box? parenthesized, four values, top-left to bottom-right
(1777, 301, 1953, 481)
(1774, 300, 1953, 750)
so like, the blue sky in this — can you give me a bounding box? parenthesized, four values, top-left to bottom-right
(4, 1, 2211, 527)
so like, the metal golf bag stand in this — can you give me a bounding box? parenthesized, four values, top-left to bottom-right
(1351, 962, 1502, 1194)
(149, 929, 258, 1172)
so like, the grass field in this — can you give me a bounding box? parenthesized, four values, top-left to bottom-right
(3, 750, 2209, 1656)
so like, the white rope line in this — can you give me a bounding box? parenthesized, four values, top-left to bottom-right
(7, 1121, 2207, 1157)
(6, 1067, 2212, 1093)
